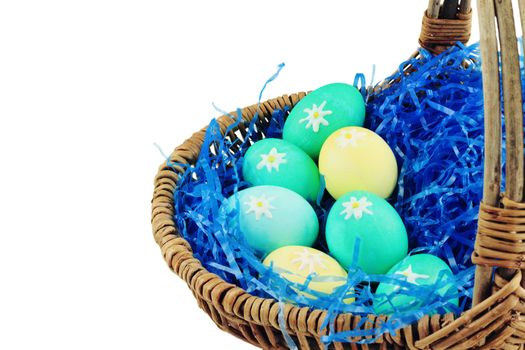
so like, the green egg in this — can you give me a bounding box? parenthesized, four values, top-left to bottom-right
(243, 138, 320, 201)
(374, 254, 458, 315)
(325, 190, 408, 273)
(283, 83, 366, 159)
(225, 186, 319, 256)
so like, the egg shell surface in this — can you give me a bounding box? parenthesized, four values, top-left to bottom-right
(318, 126, 398, 199)
(226, 186, 319, 256)
(283, 83, 365, 159)
(263, 246, 352, 302)
(325, 190, 408, 274)
(242, 138, 320, 201)
(374, 254, 458, 315)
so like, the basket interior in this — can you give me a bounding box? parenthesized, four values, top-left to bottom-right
(169, 43, 487, 343)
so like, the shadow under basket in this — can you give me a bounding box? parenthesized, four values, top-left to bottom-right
(151, 1, 525, 349)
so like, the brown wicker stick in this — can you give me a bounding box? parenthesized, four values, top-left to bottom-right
(495, 0, 525, 286)
(472, 0, 501, 307)
(518, 0, 525, 197)
(460, 0, 472, 14)
(428, 0, 442, 18)
(496, 0, 525, 202)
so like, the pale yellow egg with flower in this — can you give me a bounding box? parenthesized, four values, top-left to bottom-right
(319, 126, 398, 199)
(263, 246, 353, 303)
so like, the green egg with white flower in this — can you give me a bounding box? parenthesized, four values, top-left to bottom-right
(225, 185, 319, 256)
(374, 254, 458, 315)
(325, 190, 408, 273)
(283, 83, 366, 159)
(243, 138, 320, 201)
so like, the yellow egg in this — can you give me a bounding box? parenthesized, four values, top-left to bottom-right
(263, 246, 352, 302)
(319, 127, 398, 199)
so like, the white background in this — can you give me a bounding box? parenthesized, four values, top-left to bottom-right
(1, 1, 482, 349)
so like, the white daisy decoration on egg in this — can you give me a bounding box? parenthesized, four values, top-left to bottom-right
(340, 196, 373, 220)
(256, 147, 287, 172)
(291, 248, 328, 275)
(395, 265, 430, 285)
(244, 195, 275, 220)
(299, 100, 332, 132)
(335, 128, 367, 148)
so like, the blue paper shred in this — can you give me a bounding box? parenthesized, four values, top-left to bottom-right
(168, 43, 505, 345)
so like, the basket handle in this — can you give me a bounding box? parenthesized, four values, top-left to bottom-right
(419, 0, 472, 55)
(375, 0, 471, 91)
(471, 0, 525, 307)
(418, 0, 525, 309)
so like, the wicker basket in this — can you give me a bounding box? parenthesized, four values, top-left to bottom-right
(151, 1, 525, 348)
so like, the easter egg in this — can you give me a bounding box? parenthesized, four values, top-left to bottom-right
(243, 138, 320, 201)
(226, 186, 319, 256)
(325, 190, 408, 274)
(263, 246, 352, 302)
(318, 126, 398, 199)
(283, 83, 365, 159)
(374, 254, 458, 315)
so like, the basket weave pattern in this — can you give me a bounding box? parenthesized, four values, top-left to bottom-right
(152, 1, 525, 348)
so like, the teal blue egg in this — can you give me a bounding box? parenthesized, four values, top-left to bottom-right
(374, 254, 458, 315)
(325, 190, 408, 273)
(226, 185, 319, 256)
(283, 83, 366, 159)
(243, 138, 320, 201)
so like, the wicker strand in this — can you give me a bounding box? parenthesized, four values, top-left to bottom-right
(418, 9, 473, 55)
(473, 0, 502, 309)
(472, 197, 525, 269)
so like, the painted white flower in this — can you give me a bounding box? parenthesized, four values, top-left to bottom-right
(340, 196, 373, 220)
(299, 100, 332, 132)
(291, 248, 328, 275)
(395, 265, 430, 285)
(244, 195, 275, 220)
(256, 147, 287, 172)
(335, 128, 367, 148)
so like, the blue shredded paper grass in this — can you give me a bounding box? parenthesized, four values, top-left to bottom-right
(169, 43, 489, 345)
